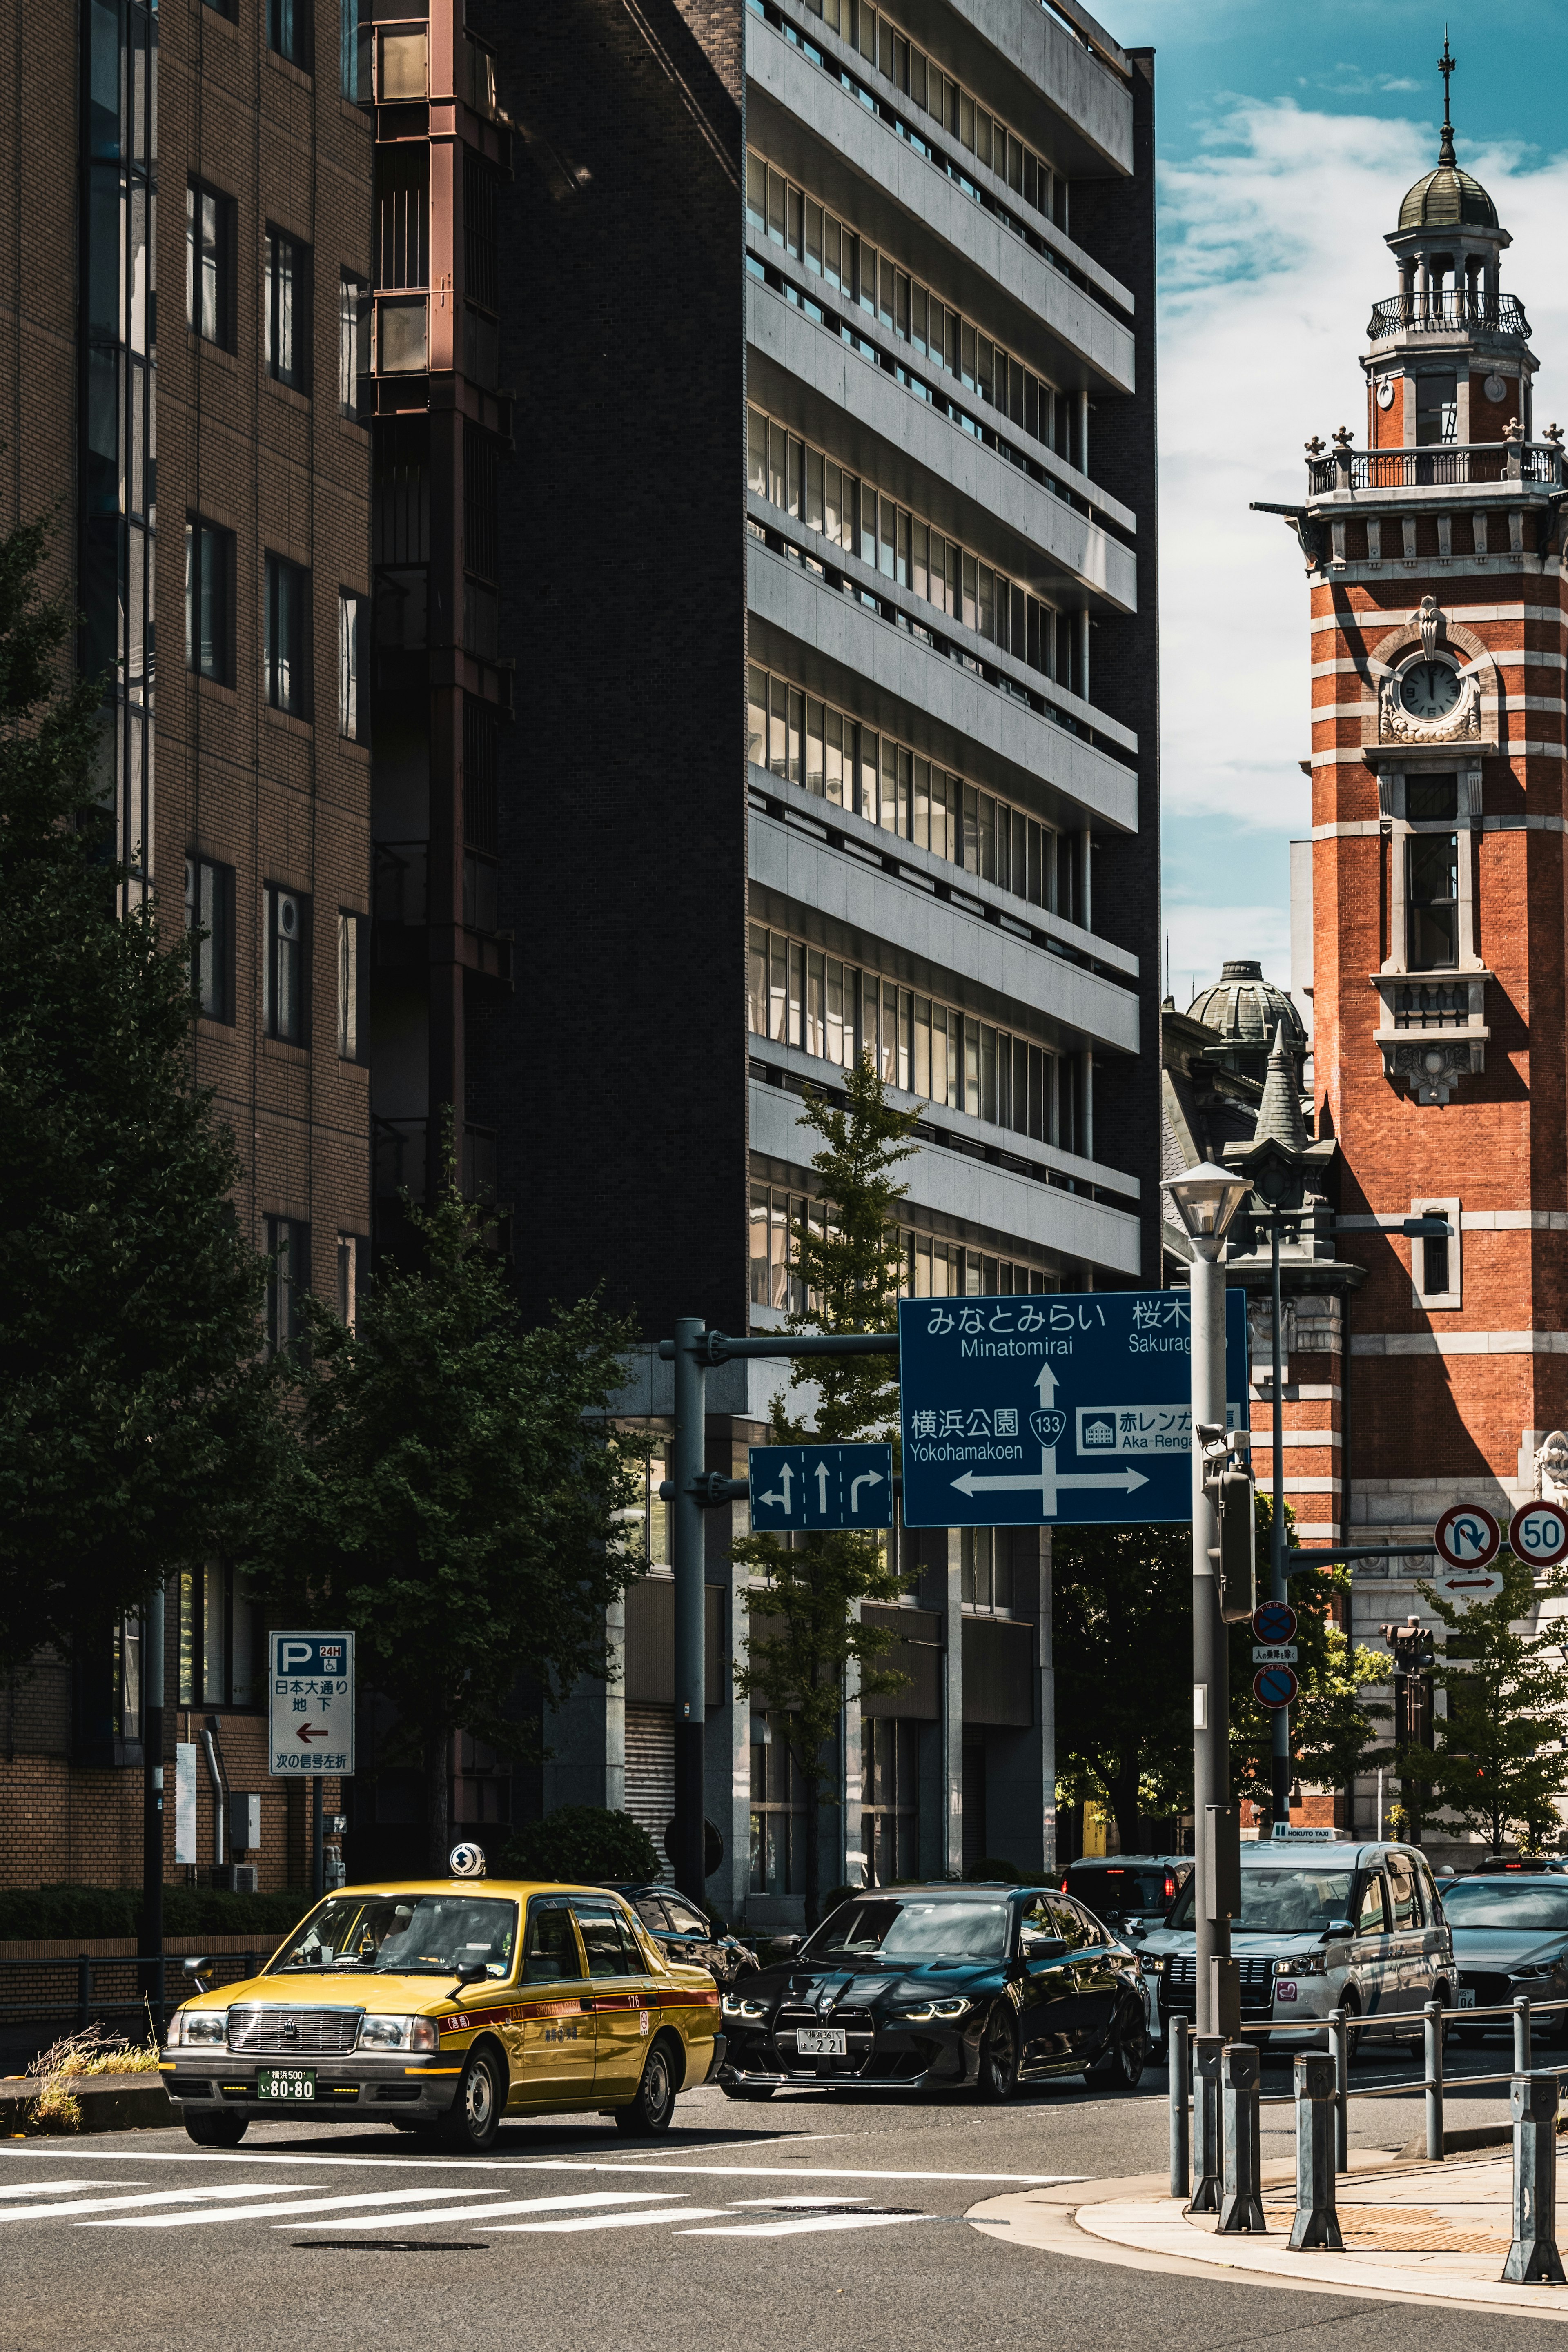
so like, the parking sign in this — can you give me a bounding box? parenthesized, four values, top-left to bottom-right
(269, 1631, 355, 1777)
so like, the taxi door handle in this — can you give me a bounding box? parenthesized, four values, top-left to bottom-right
(579, 1998, 595, 2012)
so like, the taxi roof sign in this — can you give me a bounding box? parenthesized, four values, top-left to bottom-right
(1270, 1823, 1335, 1842)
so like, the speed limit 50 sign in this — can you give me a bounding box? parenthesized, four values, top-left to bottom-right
(1510, 1502, 1568, 1570)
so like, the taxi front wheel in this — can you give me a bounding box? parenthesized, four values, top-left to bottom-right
(615, 2038, 679, 2136)
(184, 2112, 247, 2148)
(433, 2045, 505, 2153)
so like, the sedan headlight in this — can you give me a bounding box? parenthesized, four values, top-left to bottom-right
(891, 1997, 972, 2022)
(1512, 1962, 1557, 1980)
(357, 2015, 439, 2052)
(171, 2008, 228, 2047)
(722, 1993, 768, 2020)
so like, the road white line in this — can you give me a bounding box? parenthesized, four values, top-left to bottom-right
(491, 2208, 727, 2234)
(0, 2187, 315, 2223)
(684, 2212, 940, 2238)
(728, 2197, 869, 2209)
(288, 2193, 676, 2233)
(523, 2162, 1079, 2186)
(80, 2188, 508, 2230)
(0, 2183, 141, 2197)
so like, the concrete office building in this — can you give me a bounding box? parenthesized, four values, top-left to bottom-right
(471, 0, 1161, 1922)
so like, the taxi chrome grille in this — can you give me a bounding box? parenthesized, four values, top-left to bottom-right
(1163, 1955, 1277, 2013)
(226, 2006, 363, 2055)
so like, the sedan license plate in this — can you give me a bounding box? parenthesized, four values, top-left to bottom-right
(256, 2067, 316, 2101)
(796, 2026, 847, 2057)
(1459, 1988, 1477, 2009)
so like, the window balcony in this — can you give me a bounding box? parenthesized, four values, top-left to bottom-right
(1372, 970, 1490, 1106)
(1367, 291, 1530, 342)
(1306, 440, 1565, 497)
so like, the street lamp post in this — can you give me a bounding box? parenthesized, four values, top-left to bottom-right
(1165, 1163, 1251, 2043)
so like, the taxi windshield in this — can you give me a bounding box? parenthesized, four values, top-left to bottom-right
(804, 1898, 1009, 1963)
(268, 1893, 519, 1977)
(1168, 1868, 1355, 1936)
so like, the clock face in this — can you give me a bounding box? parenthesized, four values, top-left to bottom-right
(1399, 661, 1461, 721)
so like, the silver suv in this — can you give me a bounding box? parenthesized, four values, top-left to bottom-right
(1134, 1835, 1454, 2053)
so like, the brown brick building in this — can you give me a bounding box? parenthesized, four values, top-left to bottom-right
(0, 0, 377, 1894)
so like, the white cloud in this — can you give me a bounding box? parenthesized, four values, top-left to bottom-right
(1156, 100, 1568, 969)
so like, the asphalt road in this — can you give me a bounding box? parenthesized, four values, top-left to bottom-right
(7, 2039, 1566, 2352)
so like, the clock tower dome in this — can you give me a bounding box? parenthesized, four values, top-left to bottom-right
(1255, 38, 1568, 1807)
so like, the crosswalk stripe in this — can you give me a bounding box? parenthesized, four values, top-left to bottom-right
(490, 2208, 726, 2235)
(288, 2194, 674, 2234)
(0, 2187, 314, 2223)
(0, 2184, 135, 2198)
(80, 2189, 503, 2230)
(683, 2212, 939, 2239)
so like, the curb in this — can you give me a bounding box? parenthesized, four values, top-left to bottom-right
(0, 2076, 176, 2136)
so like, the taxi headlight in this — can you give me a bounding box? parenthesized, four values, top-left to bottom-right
(721, 1993, 768, 2020)
(1140, 1956, 1165, 1976)
(357, 2015, 439, 2051)
(892, 1997, 971, 2022)
(1276, 1956, 1328, 1979)
(175, 2009, 228, 2047)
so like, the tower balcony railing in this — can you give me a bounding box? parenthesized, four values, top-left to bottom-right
(1367, 290, 1531, 341)
(1306, 441, 1565, 495)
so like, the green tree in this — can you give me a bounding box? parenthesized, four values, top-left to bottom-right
(733, 1056, 920, 1924)
(249, 1162, 651, 1869)
(1055, 1495, 1386, 1847)
(0, 506, 277, 1672)
(1396, 1556, 1568, 1852)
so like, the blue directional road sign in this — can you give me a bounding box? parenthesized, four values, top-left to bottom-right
(898, 1290, 1250, 1529)
(748, 1443, 894, 1531)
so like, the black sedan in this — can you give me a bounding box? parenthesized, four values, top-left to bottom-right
(716, 1883, 1148, 2100)
(602, 1882, 761, 1989)
(1441, 1873, 1568, 2043)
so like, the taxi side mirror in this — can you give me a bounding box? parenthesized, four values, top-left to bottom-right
(1325, 1920, 1354, 1939)
(455, 1960, 490, 1984)
(183, 1955, 210, 1978)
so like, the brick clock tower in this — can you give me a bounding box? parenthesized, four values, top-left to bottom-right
(1258, 43, 1568, 1824)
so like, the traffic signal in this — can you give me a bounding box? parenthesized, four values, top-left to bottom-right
(1207, 1450, 1257, 1622)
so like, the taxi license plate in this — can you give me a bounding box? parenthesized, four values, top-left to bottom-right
(256, 2067, 316, 2101)
(1459, 1988, 1477, 2009)
(796, 2027, 847, 2057)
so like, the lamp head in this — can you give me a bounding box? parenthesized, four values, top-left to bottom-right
(1163, 1160, 1252, 1245)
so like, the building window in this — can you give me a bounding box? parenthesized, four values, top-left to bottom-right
(265, 227, 310, 390)
(336, 1232, 364, 1328)
(186, 854, 236, 1023)
(338, 589, 366, 739)
(264, 552, 311, 716)
(186, 180, 233, 345)
(1411, 1196, 1462, 1312)
(1407, 833, 1459, 969)
(336, 909, 367, 1059)
(749, 1715, 806, 1895)
(338, 271, 368, 415)
(264, 884, 308, 1043)
(644, 1441, 673, 1566)
(862, 1718, 919, 1885)
(961, 1527, 1013, 1614)
(268, 0, 310, 71)
(263, 1214, 310, 1355)
(177, 1564, 261, 1706)
(114, 1612, 143, 1743)
(185, 517, 234, 684)
(339, 0, 362, 97)
(1415, 372, 1458, 447)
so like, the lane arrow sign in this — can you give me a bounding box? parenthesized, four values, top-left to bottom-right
(760, 1461, 794, 1514)
(1036, 1363, 1058, 1407)
(849, 1471, 884, 1514)
(815, 1461, 830, 1513)
(951, 1446, 1149, 1514)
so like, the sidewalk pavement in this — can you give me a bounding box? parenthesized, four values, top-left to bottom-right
(969, 2145, 1568, 2319)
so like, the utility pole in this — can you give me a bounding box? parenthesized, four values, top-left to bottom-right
(140, 1579, 165, 2026)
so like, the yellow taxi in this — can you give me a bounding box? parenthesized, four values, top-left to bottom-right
(160, 1851, 724, 2151)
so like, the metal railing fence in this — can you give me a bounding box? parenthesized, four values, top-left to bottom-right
(0, 1952, 275, 2045)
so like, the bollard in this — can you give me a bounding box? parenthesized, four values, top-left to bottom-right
(1217, 2041, 1267, 2234)
(1327, 2007, 1349, 2173)
(1289, 2051, 1343, 2251)
(1168, 2014, 1191, 2201)
(1502, 2071, 1566, 2286)
(1189, 2032, 1223, 2214)
(1515, 1995, 1533, 2077)
(1424, 1999, 1445, 2163)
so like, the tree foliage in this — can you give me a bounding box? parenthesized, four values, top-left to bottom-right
(1056, 1493, 1386, 1845)
(0, 506, 276, 1671)
(1396, 1556, 1568, 1852)
(733, 1055, 920, 1922)
(497, 1806, 661, 1886)
(247, 1165, 650, 1870)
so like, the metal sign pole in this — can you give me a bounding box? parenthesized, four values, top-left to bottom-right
(671, 1318, 708, 1905)
(1268, 1217, 1291, 1830)
(1190, 1238, 1234, 2040)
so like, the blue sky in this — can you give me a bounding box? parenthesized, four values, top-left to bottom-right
(1094, 3, 1568, 1013)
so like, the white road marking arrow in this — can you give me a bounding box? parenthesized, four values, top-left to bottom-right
(950, 1446, 1148, 1515)
(759, 1462, 794, 1514)
(815, 1460, 831, 1513)
(849, 1470, 884, 1513)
